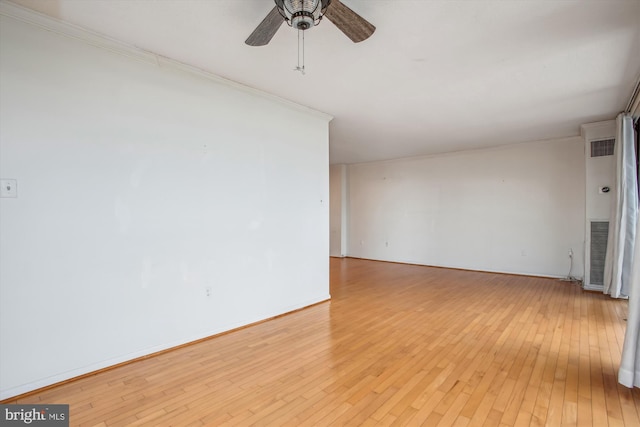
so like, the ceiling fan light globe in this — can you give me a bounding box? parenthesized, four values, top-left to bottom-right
(278, 0, 325, 29)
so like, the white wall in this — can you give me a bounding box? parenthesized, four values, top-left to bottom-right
(329, 164, 348, 257)
(329, 165, 343, 256)
(0, 10, 330, 399)
(347, 137, 585, 278)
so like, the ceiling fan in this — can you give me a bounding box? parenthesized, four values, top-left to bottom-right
(246, 0, 375, 46)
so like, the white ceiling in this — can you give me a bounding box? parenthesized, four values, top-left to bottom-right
(8, 0, 640, 164)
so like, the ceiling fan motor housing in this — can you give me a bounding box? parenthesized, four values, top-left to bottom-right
(275, 0, 331, 30)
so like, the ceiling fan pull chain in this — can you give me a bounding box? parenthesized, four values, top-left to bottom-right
(302, 28, 306, 73)
(295, 28, 306, 75)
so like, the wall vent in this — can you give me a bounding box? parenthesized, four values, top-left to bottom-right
(589, 221, 609, 286)
(590, 139, 615, 157)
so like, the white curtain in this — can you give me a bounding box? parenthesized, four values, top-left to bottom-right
(619, 197, 640, 387)
(603, 114, 638, 298)
(618, 114, 639, 388)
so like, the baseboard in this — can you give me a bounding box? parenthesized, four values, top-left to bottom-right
(343, 256, 580, 281)
(0, 295, 330, 402)
(582, 283, 604, 292)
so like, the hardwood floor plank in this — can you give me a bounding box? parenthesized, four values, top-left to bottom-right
(5, 258, 638, 426)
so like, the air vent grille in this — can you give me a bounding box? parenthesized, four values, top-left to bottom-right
(590, 139, 615, 157)
(590, 221, 609, 286)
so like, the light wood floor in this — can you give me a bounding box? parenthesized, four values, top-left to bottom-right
(8, 258, 640, 426)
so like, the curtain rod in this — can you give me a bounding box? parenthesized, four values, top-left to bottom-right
(625, 72, 640, 115)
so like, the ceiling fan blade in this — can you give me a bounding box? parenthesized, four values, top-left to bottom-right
(245, 6, 284, 46)
(324, 0, 375, 43)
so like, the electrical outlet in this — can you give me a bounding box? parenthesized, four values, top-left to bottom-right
(0, 179, 17, 198)
(568, 249, 573, 258)
(206, 287, 212, 297)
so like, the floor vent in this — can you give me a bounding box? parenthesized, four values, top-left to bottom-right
(590, 139, 615, 157)
(590, 221, 609, 286)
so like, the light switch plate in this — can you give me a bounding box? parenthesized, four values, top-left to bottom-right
(0, 179, 17, 198)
